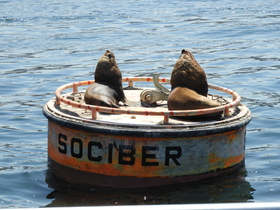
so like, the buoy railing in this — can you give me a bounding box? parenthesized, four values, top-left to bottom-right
(55, 77, 241, 124)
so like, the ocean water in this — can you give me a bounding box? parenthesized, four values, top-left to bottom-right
(0, 0, 280, 208)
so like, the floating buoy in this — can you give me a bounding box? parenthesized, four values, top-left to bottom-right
(43, 77, 251, 188)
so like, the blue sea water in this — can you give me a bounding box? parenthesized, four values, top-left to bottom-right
(0, 0, 280, 208)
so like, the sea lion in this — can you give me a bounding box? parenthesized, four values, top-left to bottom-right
(168, 87, 220, 110)
(168, 49, 221, 119)
(84, 50, 126, 108)
(170, 49, 208, 96)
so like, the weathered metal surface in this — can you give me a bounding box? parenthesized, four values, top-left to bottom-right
(43, 87, 251, 188)
(48, 121, 246, 178)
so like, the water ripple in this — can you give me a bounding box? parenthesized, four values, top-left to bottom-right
(0, 0, 280, 207)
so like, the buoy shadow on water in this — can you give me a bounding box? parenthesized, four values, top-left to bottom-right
(45, 165, 255, 206)
(42, 77, 252, 188)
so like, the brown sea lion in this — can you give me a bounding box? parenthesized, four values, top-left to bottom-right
(170, 49, 208, 96)
(84, 50, 126, 108)
(168, 49, 221, 119)
(168, 87, 220, 110)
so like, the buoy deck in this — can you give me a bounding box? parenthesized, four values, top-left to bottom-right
(45, 88, 249, 129)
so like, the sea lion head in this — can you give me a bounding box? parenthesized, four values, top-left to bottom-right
(170, 49, 208, 96)
(100, 50, 116, 63)
(178, 49, 195, 64)
(94, 50, 122, 87)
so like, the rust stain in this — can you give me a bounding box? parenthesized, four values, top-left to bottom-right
(208, 153, 244, 169)
(208, 153, 223, 165)
(224, 154, 244, 168)
(227, 130, 238, 141)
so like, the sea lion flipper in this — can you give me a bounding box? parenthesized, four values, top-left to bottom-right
(84, 83, 120, 108)
(168, 87, 218, 110)
(85, 94, 119, 108)
(168, 87, 222, 120)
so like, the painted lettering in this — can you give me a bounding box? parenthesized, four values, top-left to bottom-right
(58, 133, 67, 154)
(88, 142, 102, 162)
(118, 145, 135, 165)
(57, 133, 182, 166)
(71, 138, 83, 158)
(165, 146, 182, 166)
(108, 143, 113, 163)
(142, 146, 159, 166)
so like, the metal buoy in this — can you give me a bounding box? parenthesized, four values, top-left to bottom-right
(43, 77, 251, 188)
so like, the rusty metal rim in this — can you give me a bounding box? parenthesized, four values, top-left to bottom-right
(45, 96, 249, 129)
(54, 78, 242, 123)
(43, 103, 252, 138)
